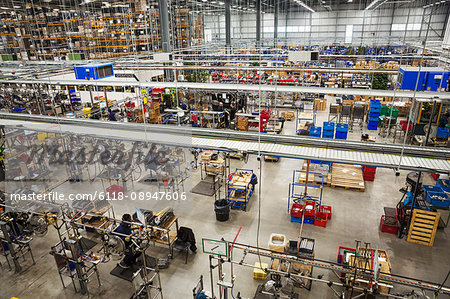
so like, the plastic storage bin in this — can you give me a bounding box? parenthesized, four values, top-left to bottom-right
(380, 215, 399, 234)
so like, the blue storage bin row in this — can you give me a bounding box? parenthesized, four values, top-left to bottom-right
(322, 134, 333, 139)
(291, 216, 315, 224)
(369, 111, 380, 117)
(370, 107, 380, 113)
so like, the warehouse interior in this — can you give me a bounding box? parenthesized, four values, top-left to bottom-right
(0, 0, 450, 299)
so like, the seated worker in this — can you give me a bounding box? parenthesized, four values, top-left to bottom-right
(217, 102, 224, 112)
(438, 111, 450, 128)
(115, 214, 132, 248)
(108, 108, 117, 121)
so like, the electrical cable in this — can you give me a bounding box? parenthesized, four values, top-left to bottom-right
(435, 270, 450, 295)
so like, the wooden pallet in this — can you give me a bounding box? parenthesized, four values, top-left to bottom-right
(407, 210, 440, 247)
(330, 163, 365, 191)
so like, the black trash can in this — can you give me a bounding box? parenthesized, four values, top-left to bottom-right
(214, 199, 230, 221)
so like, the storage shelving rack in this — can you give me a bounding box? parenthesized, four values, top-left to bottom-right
(227, 169, 254, 211)
(287, 170, 324, 213)
(0, 1, 202, 60)
(296, 103, 316, 135)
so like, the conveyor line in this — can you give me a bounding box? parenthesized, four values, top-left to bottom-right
(1, 78, 450, 100)
(0, 114, 449, 173)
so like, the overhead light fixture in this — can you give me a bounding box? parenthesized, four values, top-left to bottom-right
(348, 0, 353, 2)
(293, 0, 315, 12)
(365, 0, 382, 10)
(422, 0, 448, 8)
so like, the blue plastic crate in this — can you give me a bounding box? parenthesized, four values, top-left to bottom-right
(369, 116, 379, 122)
(291, 216, 302, 223)
(322, 135, 333, 139)
(369, 107, 380, 113)
(323, 121, 335, 128)
(335, 132, 348, 139)
(436, 127, 449, 138)
(426, 191, 450, 208)
(368, 125, 378, 130)
(310, 126, 322, 137)
(304, 217, 315, 224)
(336, 123, 348, 132)
(437, 179, 450, 192)
(369, 111, 380, 117)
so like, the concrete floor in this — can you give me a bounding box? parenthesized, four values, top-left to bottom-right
(1, 114, 449, 299)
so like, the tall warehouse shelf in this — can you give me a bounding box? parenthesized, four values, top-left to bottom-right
(0, 1, 203, 60)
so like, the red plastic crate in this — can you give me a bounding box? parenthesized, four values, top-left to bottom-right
(380, 215, 399, 234)
(363, 174, 375, 181)
(290, 203, 303, 218)
(106, 184, 124, 199)
(363, 166, 377, 174)
(320, 205, 332, 219)
(314, 217, 327, 227)
(304, 200, 316, 218)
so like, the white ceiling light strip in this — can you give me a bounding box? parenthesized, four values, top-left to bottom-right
(293, 0, 315, 12)
(423, 0, 449, 9)
(365, 0, 383, 10)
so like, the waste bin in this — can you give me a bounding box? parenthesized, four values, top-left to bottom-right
(214, 199, 230, 221)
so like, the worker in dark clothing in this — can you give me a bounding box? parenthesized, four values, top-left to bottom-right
(217, 102, 224, 112)
(115, 214, 132, 248)
(438, 111, 450, 128)
(108, 108, 117, 121)
(230, 103, 237, 122)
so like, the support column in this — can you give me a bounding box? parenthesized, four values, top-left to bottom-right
(274, 0, 279, 47)
(159, 0, 170, 53)
(225, 0, 231, 53)
(256, 0, 261, 48)
(158, 0, 173, 81)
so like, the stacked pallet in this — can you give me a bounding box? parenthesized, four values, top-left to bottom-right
(314, 98, 327, 111)
(299, 163, 331, 186)
(149, 102, 161, 124)
(237, 116, 249, 131)
(330, 163, 365, 191)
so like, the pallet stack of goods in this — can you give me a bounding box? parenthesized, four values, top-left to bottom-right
(368, 100, 380, 130)
(237, 116, 249, 131)
(149, 102, 161, 124)
(362, 166, 376, 181)
(298, 162, 331, 186)
(331, 163, 365, 191)
(314, 98, 327, 111)
(322, 122, 335, 139)
(285, 111, 295, 121)
(335, 123, 348, 140)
